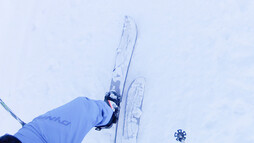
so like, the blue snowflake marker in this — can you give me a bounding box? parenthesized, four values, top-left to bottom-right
(174, 129, 186, 142)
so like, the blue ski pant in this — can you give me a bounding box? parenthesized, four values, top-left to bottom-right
(15, 97, 113, 143)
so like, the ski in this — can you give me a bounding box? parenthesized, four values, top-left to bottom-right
(105, 16, 138, 143)
(122, 78, 145, 143)
(109, 16, 137, 96)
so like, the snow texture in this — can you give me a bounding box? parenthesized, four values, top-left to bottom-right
(1, 0, 254, 143)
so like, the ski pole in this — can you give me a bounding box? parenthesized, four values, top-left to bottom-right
(0, 98, 26, 127)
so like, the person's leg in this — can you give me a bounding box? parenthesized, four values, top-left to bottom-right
(41, 97, 114, 134)
(14, 97, 114, 143)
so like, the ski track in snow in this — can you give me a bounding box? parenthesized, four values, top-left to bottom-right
(1, 0, 254, 143)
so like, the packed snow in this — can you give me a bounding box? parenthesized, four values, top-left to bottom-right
(1, 0, 254, 143)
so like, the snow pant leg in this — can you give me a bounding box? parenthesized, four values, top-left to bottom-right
(83, 97, 114, 127)
(64, 97, 113, 140)
(14, 97, 113, 143)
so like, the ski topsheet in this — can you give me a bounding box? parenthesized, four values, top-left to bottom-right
(122, 78, 145, 143)
(109, 16, 137, 95)
(108, 16, 138, 143)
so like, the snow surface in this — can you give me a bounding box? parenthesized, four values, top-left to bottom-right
(1, 0, 254, 143)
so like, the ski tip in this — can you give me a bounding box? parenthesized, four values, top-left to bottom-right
(127, 77, 146, 96)
(124, 15, 137, 27)
(124, 15, 135, 21)
(124, 15, 132, 20)
(121, 15, 138, 39)
(133, 77, 146, 84)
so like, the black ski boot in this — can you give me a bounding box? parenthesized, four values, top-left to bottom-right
(95, 91, 121, 131)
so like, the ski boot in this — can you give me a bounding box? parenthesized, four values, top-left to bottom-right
(95, 91, 121, 131)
